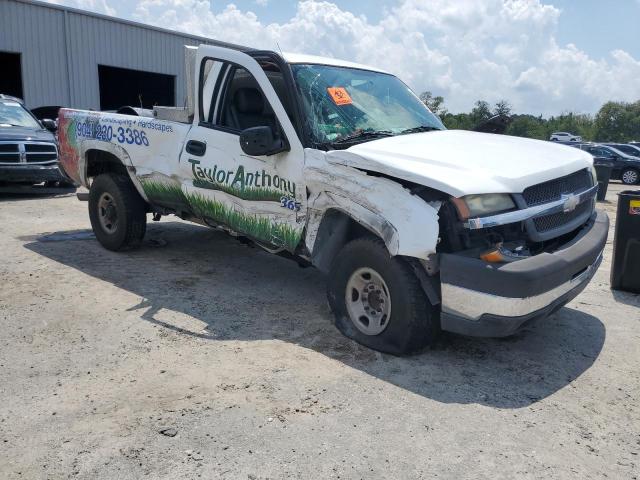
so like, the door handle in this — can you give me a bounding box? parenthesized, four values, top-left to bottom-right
(186, 140, 206, 157)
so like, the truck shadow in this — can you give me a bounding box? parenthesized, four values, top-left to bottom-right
(23, 221, 606, 409)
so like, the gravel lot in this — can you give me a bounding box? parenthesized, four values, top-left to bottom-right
(0, 181, 639, 479)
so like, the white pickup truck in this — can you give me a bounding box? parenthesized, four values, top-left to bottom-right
(58, 45, 608, 355)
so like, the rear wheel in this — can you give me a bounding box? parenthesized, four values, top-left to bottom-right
(89, 173, 147, 251)
(621, 168, 639, 185)
(327, 237, 439, 355)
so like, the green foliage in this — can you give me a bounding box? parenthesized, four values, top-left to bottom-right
(434, 96, 640, 142)
(593, 101, 640, 142)
(419, 91, 447, 116)
(493, 100, 512, 117)
(470, 100, 492, 126)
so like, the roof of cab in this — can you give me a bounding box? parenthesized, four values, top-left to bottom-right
(282, 52, 390, 75)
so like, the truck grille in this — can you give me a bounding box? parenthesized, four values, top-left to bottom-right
(0, 141, 57, 164)
(523, 169, 592, 206)
(533, 200, 592, 233)
(523, 169, 594, 240)
(0, 143, 20, 163)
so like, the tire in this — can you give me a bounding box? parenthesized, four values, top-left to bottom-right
(89, 173, 147, 251)
(621, 168, 639, 185)
(327, 237, 439, 355)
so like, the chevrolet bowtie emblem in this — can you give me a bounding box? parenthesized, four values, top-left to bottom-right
(561, 193, 580, 212)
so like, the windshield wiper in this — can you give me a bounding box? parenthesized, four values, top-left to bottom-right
(399, 125, 440, 135)
(333, 129, 394, 144)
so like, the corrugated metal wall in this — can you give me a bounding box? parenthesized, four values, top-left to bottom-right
(0, 0, 234, 110)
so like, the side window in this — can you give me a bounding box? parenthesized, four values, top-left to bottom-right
(199, 57, 297, 135)
(216, 66, 278, 133)
(199, 58, 228, 123)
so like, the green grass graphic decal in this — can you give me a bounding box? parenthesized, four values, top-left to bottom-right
(192, 178, 285, 202)
(141, 179, 190, 207)
(141, 180, 301, 250)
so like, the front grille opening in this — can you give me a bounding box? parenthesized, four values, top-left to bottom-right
(0, 144, 19, 153)
(523, 169, 592, 207)
(26, 154, 57, 162)
(25, 144, 56, 153)
(533, 201, 592, 233)
(0, 154, 21, 163)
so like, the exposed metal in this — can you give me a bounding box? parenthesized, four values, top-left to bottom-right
(0, 0, 248, 110)
(345, 267, 392, 336)
(97, 192, 118, 234)
(441, 251, 603, 321)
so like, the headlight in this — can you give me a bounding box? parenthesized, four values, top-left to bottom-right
(591, 165, 598, 186)
(452, 193, 516, 219)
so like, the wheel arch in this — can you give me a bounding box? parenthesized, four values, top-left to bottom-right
(82, 142, 149, 202)
(309, 208, 385, 273)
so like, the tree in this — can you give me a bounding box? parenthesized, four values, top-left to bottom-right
(493, 100, 512, 117)
(419, 91, 447, 116)
(417, 93, 640, 141)
(593, 101, 640, 142)
(469, 100, 492, 126)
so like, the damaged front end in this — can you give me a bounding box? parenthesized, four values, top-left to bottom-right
(435, 168, 608, 337)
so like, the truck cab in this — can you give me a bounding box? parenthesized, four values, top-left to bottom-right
(57, 45, 608, 355)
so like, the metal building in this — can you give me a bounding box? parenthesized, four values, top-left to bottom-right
(0, 0, 241, 111)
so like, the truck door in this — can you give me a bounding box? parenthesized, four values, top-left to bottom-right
(178, 46, 306, 252)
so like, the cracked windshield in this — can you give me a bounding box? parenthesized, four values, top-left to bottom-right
(292, 64, 445, 145)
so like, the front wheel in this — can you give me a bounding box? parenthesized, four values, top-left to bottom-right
(621, 168, 639, 185)
(327, 237, 439, 355)
(89, 173, 147, 251)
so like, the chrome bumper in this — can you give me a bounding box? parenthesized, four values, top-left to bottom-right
(439, 210, 609, 337)
(441, 251, 602, 321)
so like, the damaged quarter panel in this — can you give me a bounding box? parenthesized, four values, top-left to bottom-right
(304, 148, 441, 261)
(57, 109, 191, 200)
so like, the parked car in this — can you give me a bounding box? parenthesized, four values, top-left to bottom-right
(0, 95, 71, 187)
(57, 45, 607, 354)
(603, 143, 640, 158)
(550, 132, 582, 142)
(577, 143, 640, 185)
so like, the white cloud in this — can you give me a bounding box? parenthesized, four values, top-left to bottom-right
(46, 0, 116, 16)
(46, 0, 640, 115)
(255, 0, 269, 6)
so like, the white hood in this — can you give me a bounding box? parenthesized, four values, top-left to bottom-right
(326, 130, 593, 197)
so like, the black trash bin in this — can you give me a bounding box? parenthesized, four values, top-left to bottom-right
(593, 160, 613, 201)
(610, 190, 640, 293)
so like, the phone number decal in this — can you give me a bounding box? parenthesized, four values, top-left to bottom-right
(76, 122, 150, 147)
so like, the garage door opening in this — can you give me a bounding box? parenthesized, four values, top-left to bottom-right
(98, 65, 175, 111)
(0, 52, 23, 99)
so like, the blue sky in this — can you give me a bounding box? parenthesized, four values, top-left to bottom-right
(45, 0, 640, 115)
(224, 0, 640, 60)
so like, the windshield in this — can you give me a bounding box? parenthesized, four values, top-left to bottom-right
(0, 101, 41, 128)
(612, 145, 640, 156)
(291, 64, 444, 146)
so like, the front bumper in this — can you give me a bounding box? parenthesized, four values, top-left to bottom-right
(439, 210, 609, 337)
(0, 163, 67, 183)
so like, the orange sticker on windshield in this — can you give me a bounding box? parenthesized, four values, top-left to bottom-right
(327, 87, 353, 106)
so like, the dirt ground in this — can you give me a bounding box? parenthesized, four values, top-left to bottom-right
(0, 181, 638, 480)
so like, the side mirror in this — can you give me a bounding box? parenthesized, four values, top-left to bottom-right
(239, 126, 287, 156)
(41, 119, 57, 132)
